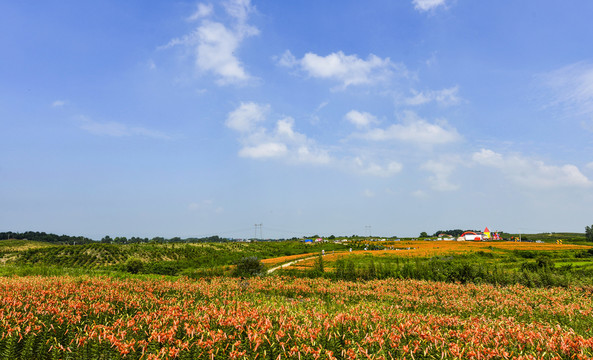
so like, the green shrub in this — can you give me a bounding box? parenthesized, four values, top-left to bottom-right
(234, 256, 264, 277)
(145, 261, 179, 276)
(124, 258, 144, 274)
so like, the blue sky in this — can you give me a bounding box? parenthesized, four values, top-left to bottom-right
(2, 0, 593, 239)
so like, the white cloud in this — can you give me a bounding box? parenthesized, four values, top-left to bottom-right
(51, 100, 66, 108)
(163, 0, 258, 85)
(279, 50, 404, 89)
(412, 189, 428, 198)
(413, 0, 447, 12)
(188, 199, 224, 214)
(421, 159, 459, 191)
(345, 110, 378, 128)
(587, 162, 593, 170)
(187, 3, 213, 21)
(538, 62, 593, 126)
(296, 146, 331, 164)
(363, 189, 375, 198)
(473, 149, 591, 188)
(226, 103, 331, 165)
(277, 50, 298, 68)
(360, 111, 461, 145)
(353, 157, 403, 177)
(78, 116, 171, 140)
(196, 20, 256, 84)
(223, 0, 253, 24)
(239, 142, 287, 158)
(225, 102, 269, 132)
(404, 86, 461, 106)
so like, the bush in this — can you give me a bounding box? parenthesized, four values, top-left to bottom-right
(124, 258, 144, 274)
(144, 261, 179, 276)
(234, 256, 264, 277)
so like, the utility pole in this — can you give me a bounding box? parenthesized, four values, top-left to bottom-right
(254, 223, 263, 240)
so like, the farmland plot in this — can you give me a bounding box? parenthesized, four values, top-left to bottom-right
(1, 275, 593, 359)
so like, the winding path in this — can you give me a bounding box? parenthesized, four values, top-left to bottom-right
(266, 255, 317, 273)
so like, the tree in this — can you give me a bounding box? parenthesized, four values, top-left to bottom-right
(114, 236, 128, 244)
(419, 232, 428, 238)
(124, 258, 144, 274)
(234, 256, 264, 277)
(101, 235, 112, 243)
(586, 225, 593, 242)
(314, 253, 324, 273)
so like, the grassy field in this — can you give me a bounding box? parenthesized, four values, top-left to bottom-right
(0, 239, 344, 277)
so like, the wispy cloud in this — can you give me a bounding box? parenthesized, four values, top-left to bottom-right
(472, 148, 591, 188)
(78, 116, 171, 140)
(538, 61, 593, 128)
(345, 110, 378, 128)
(187, 3, 213, 22)
(353, 157, 403, 177)
(162, 0, 258, 85)
(188, 199, 224, 214)
(278, 50, 405, 90)
(404, 86, 461, 106)
(51, 100, 66, 108)
(357, 111, 461, 146)
(412, 0, 447, 12)
(420, 157, 460, 191)
(362, 189, 375, 198)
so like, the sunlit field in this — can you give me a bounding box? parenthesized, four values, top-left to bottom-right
(285, 240, 592, 270)
(1, 275, 593, 359)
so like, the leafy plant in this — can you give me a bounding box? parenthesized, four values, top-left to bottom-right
(124, 257, 144, 274)
(234, 256, 264, 277)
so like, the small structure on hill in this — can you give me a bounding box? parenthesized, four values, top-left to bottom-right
(460, 231, 483, 241)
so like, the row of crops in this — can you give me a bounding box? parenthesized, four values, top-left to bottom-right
(1, 241, 344, 274)
(1, 275, 592, 359)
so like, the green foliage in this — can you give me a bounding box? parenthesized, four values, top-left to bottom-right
(586, 225, 593, 242)
(279, 250, 588, 288)
(0, 231, 94, 245)
(3, 240, 344, 277)
(234, 256, 264, 277)
(310, 253, 325, 276)
(124, 257, 144, 274)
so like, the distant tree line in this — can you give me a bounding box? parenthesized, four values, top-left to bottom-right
(1, 231, 232, 245)
(0, 231, 94, 245)
(100, 235, 226, 244)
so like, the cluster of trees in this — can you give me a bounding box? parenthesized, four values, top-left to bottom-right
(0, 231, 94, 245)
(2, 232, 230, 245)
(586, 225, 593, 242)
(100, 235, 225, 244)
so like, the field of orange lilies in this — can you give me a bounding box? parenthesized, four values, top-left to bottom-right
(1, 275, 593, 359)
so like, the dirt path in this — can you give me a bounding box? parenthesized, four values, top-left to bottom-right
(266, 256, 317, 273)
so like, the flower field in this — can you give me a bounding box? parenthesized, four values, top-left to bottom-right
(337, 241, 590, 260)
(1, 276, 593, 359)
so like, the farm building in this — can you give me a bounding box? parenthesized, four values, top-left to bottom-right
(456, 228, 501, 241)
(459, 231, 483, 241)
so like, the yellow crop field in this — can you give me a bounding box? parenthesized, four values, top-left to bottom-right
(281, 241, 592, 270)
(261, 252, 316, 267)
